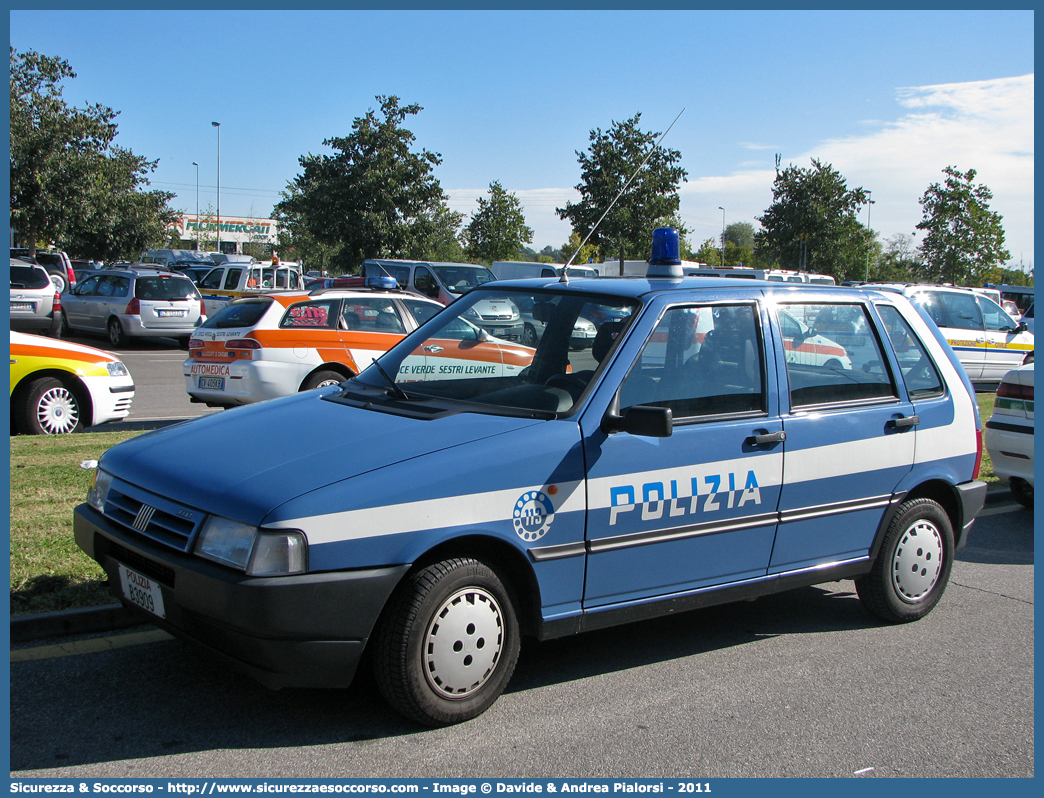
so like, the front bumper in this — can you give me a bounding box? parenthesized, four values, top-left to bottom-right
(74, 503, 410, 689)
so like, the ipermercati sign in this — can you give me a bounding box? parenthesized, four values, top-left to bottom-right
(169, 214, 279, 245)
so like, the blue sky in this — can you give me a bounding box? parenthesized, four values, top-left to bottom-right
(9, 9, 1035, 270)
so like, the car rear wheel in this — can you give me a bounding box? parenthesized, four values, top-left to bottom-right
(300, 370, 345, 391)
(1009, 478, 1033, 508)
(855, 498, 954, 623)
(107, 318, 126, 347)
(372, 557, 520, 726)
(17, 376, 84, 435)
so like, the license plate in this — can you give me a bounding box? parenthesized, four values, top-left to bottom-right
(158, 309, 186, 317)
(199, 376, 225, 390)
(10, 302, 33, 311)
(117, 563, 166, 618)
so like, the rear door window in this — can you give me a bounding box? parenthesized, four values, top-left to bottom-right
(778, 303, 897, 407)
(876, 304, 944, 398)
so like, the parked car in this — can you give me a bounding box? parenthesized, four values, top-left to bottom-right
(62, 266, 206, 347)
(195, 261, 306, 318)
(9, 330, 134, 434)
(1020, 303, 1034, 336)
(984, 363, 1033, 507)
(514, 294, 598, 349)
(74, 230, 987, 726)
(872, 283, 1034, 383)
(10, 248, 76, 294)
(184, 287, 444, 408)
(10, 259, 63, 338)
(363, 259, 496, 305)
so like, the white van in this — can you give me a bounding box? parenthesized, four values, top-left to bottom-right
(491, 261, 600, 281)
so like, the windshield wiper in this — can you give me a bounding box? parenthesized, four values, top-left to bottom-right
(371, 358, 410, 400)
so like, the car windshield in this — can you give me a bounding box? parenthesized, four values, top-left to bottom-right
(432, 265, 495, 294)
(134, 276, 199, 301)
(10, 266, 50, 290)
(344, 287, 639, 418)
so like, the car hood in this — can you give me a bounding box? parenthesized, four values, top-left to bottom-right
(99, 389, 543, 525)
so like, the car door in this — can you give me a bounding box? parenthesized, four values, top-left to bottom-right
(63, 274, 102, 331)
(769, 299, 916, 573)
(580, 297, 784, 608)
(338, 296, 410, 371)
(918, 289, 987, 380)
(977, 294, 1032, 381)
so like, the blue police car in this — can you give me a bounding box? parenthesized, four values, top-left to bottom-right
(75, 229, 987, 726)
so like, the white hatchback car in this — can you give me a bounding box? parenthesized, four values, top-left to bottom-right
(984, 362, 1033, 507)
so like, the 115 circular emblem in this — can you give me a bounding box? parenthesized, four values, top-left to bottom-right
(512, 490, 555, 542)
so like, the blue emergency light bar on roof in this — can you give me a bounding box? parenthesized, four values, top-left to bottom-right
(365, 275, 398, 291)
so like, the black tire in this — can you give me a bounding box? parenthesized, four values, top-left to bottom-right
(48, 311, 63, 339)
(107, 317, 126, 347)
(300, 369, 345, 391)
(522, 324, 538, 347)
(372, 557, 520, 726)
(1009, 478, 1033, 508)
(855, 498, 954, 623)
(16, 376, 84, 435)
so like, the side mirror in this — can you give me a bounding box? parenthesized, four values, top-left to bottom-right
(602, 404, 673, 437)
(532, 302, 555, 323)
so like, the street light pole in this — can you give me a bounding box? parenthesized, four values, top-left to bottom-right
(211, 121, 221, 255)
(864, 190, 873, 282)
(192, 162, 199, 251)
(718, 206, 726, 268)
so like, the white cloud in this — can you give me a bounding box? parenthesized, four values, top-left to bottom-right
(681, 74, 1035, 269)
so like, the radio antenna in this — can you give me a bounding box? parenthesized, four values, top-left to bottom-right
(560, 108, 685, 282)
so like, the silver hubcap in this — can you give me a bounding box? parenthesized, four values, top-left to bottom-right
(315, 377, 341, 388)
(891, 520, 943, 602)
(424, 587, 504, 699)
(36, 387, 79, 434)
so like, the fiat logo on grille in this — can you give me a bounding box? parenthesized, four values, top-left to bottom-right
(133, 505, 157, 531)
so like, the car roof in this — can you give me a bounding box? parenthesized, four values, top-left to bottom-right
(480, 275, 892, 302)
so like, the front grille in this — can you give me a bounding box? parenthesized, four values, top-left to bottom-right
(481, 313, 513, 321)
(98, 537, 176, 588)
(103, 480, 204, 553)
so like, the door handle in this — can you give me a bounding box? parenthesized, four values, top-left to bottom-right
(424, 345, 444, 353)
(889, 415, 920, 430)
(749, 430, 786, 447)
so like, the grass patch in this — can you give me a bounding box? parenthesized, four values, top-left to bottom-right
(10, 430, 143, 615)
(976, 391, 1001, 488)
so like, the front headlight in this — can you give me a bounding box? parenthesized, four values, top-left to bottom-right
(195, 516, 307, 575)
(105, 361, 130, 377)
(196, 515, 257, 569)
(87, 469, 114, 512)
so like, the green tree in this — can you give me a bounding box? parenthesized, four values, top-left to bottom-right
(274, 95, 457, 273)
(559, 231, 598, 268)
(916, 166, 1011, 285)
(556, 113, 687, 269)
(462, 181, 533, 264)
(10, 48, 176, 260)
(725, 221, 755, 248)
(755, 157, 870, 281)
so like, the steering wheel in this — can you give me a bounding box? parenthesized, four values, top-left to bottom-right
(545, 372, 588, 400)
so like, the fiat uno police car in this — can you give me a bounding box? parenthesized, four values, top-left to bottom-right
(75, 229, 987, 726)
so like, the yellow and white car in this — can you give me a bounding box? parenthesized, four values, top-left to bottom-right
(9, 331, 135, 434)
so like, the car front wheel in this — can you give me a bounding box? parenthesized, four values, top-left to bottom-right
(372, 557, 520, 726)
(855, 498, 954, 622)
(17, 376, 84, 435)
